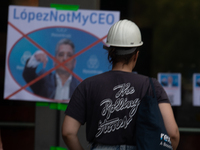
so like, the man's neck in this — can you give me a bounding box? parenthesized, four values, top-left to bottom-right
(57, 72, 71, 86)
(112, 52, 138, 72)
(112, 63, 133, 72)
(112, 60, 136, 73)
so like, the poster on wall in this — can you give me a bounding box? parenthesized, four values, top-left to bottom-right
(4, 5, 120, 103)
(193, 73, 200, 106)
(157, 73, 181, 106)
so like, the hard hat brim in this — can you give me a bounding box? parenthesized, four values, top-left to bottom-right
(106, 42, 143, 47)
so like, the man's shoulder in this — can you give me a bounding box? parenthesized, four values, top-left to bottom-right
(72, 76, 81, 85)
(38, 70, 56, 83)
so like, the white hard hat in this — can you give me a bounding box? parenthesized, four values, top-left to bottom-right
(106, 19, 143, 47)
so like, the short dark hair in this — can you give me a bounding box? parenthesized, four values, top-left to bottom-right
(55, 39, 75, 56)
(107, 47, 139, 66)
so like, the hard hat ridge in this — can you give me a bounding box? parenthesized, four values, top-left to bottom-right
(106, 19, 143, 47)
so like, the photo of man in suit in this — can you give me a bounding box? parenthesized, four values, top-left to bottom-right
(196, 77, 200, 87)
(161, 75, 178, 87)
(23, 38, 80, 101)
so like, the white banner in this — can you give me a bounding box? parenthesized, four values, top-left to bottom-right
(193, 73, 200, 106)
(4, 5, 120, 103)
(158, 73, 181, 106)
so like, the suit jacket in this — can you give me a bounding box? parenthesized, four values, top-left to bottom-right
(22, 63, 80, 99)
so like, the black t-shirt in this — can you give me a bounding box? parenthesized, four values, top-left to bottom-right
(65, 71, 169, 145)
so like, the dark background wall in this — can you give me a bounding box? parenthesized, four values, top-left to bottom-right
(0, 0, 200, 150)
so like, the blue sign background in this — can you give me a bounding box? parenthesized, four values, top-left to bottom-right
(160, 74, 179, 87)
(8, 27, 110, 93)
(195, 75, 200, 87)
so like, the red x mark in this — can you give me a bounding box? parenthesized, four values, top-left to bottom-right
(5, 22, 107, 99)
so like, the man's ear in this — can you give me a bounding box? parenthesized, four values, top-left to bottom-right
(133, 51, 139, 61)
